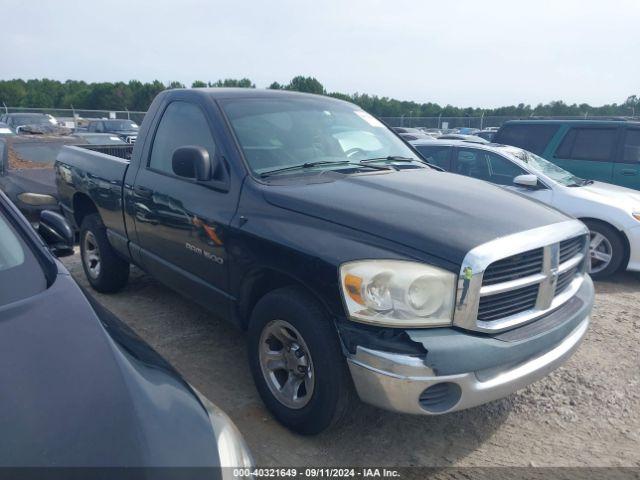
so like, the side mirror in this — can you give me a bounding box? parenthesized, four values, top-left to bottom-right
(172, 146, 212, 181)
(38, 210, 74, 257)
(513, 174, 539, 188)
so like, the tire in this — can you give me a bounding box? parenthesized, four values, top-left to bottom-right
(248, 286, 356, 435)
(79, 213, 129, 293)
(583, 220, 625, 280)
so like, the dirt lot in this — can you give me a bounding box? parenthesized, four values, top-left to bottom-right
(61, 251, 640, 467)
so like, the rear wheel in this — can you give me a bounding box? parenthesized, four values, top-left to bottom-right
(583, 220, 624, 279)
(248, 286, 356, 435)
(80, 214, 129, 292)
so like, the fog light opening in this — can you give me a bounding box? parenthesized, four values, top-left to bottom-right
(419, 382, 462, 413)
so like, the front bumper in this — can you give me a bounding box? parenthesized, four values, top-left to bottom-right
(623, 224, 640, 272)
(346, 278, 593, 415)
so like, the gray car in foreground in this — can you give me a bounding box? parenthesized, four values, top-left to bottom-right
(0, 190, 252, 472)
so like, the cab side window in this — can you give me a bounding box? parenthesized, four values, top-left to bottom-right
(149, 101, 217, 176)
(555, 127, 617, 161)
(622, 129, 640, 163)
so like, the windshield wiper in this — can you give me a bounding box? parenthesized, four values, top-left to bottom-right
(360, 156, 442, 171)
(567, 178, 594, 187)
(359, 156, 416, 163)
(260, 160, 389, 178)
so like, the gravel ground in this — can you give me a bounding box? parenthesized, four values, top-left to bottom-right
(62, 251, 640, 467)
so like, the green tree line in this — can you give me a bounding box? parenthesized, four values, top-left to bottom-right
(0, 76, 637, 118)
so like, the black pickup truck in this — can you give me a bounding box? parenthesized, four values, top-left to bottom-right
(55, 88, 594, 434)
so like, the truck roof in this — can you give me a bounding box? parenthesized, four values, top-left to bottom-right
(162, 87, 353, 104)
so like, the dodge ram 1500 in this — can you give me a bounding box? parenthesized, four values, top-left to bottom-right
(55, 88, 594, 434)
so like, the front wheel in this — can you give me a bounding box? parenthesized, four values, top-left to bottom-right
(583, 220, 625, 279)
(248, 286, 356, 435)
(80, 213, 129, 293)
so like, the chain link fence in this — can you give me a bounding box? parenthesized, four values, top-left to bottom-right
(378, 115, 639, 130)
(1, 105, 146, 127)
(3, 106, 637, 132)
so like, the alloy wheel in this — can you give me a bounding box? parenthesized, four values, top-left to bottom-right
(589, 230, 613, 274)
(258, 319, 315, 409)
(83, 231, 102, 279)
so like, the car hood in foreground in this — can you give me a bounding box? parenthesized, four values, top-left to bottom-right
(2, 168, 58, 198)
(263, 169, 569, 266)
(0, 270, 220, 468)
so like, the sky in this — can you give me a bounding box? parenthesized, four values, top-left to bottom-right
(0, 0, 638, 108)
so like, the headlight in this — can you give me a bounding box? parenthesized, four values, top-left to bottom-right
(340, 260, 456, 327)
(632, 212, 640, 222)
(193, 388, 254, 471)
(17, 192, 57, 206)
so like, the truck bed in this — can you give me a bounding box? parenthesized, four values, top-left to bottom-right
(55, 144, 132, 238)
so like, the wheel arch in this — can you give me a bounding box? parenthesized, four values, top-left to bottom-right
(236, 267, 335, 330)
(578, 217, 630, 271)
(72, 192, 99, 228)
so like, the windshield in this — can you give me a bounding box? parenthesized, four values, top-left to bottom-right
(505, 147, 585, 186)
(0, 210, 47, 306)
(104, 120, 138, 130)
(220, 97, 421, 176)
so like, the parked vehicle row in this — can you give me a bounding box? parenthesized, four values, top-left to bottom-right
(85, 119, 139, 143)
(494, 119, 640, 190)
(0, 112, 66, 135)
(0, 112, 139, 142)
(54, 88, 594, 435)
(411, 139, 640, 278)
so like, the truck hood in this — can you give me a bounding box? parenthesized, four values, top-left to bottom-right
(263, 169, 569, 266)
(565, 181, 640, 212)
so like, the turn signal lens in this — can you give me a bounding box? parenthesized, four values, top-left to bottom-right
(632, 212, 640, 222)
(344, 274, 364, 305)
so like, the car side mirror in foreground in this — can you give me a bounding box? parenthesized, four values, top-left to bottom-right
(38, 210, 74, 257)
(172, 146, 212, 181)
(513, 174, 539, 188)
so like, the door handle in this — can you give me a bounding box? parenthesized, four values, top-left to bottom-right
(134, 186, 153, 198)
(620, 169, 638, 176)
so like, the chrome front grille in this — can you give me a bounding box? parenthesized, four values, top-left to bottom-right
(453, 221, 589, 333)
(560, 236, 585, 263)
(482, 247, 544, 286)
(478, 283, 539, 321)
